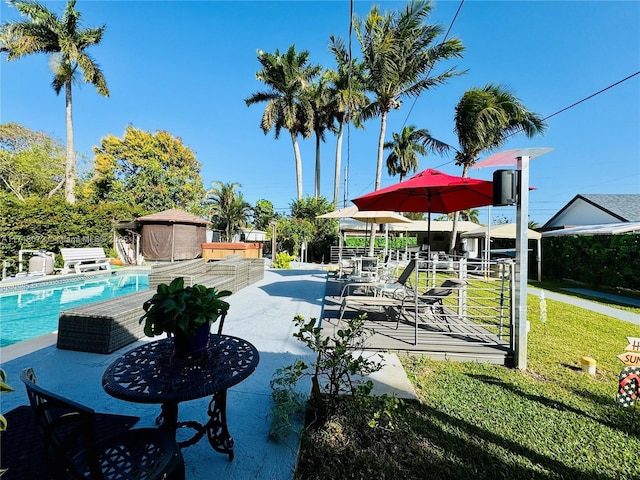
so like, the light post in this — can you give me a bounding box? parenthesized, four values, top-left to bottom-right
(475, 147, 554, 369)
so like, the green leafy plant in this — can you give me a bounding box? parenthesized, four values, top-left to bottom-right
(140, 277, 231, 337)
(272, 252, 296, 269)
(269, 313, 384, 441)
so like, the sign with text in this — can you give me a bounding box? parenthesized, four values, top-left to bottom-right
(618, 352, 640, 366)
(624, 337, 640, 352)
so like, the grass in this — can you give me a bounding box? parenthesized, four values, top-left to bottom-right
(294, 283, 640, 480)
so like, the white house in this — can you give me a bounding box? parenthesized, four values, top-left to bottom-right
(542, 194, 640, 230)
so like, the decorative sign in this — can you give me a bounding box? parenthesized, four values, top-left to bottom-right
(625, 337, 640, 352)
(617, 337, 640, 365)
(617, 352, 640, 366)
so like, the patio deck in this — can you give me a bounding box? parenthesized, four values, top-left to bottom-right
(321, 275, 513, 365)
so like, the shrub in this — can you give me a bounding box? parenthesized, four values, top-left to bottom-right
(272, 252, 296, 269)
(268, 314, 384, 442)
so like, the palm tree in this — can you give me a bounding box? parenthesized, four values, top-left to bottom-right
(327, 35, 369, 207)
(0, 0, 109, 204)
(454, 84, 547, 177)
(437, 210, 480, 223)
(306, 72, 335, 199)
(447, 83, 547, 252)
(384, 125, 449, 182)
(356, 0, 464, 192)
(245, 45, 321, 200)
(208, 181, 253, 243)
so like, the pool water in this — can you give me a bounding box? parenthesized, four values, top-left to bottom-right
(0, 274, 149, 348)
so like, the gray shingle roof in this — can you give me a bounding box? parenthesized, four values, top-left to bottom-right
(579, 194, 640, 221)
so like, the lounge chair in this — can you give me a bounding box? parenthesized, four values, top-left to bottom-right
(337, 260, 416, 321)
(393, 278, 468, 330)
(20, 368, 185, 480)
(60, 247, 111, 274)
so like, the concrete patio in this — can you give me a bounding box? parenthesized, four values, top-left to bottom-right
(0, 265, 417, 480)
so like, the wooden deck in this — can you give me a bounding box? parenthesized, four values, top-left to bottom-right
(321, 276, 513, 366)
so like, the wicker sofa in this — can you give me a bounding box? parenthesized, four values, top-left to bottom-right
(57, 290, 152, 354)
(57, 256, 266, 354)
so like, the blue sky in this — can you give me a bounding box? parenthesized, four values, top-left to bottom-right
(1, 0, 639, 225)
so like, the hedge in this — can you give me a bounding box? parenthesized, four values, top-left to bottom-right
(542, 234, 640, 289)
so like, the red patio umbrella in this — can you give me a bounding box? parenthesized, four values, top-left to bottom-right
(352, 168, 494, 247)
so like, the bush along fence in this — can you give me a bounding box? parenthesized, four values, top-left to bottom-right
(542, 234, 640, 289)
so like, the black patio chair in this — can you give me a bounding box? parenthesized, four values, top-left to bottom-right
(20, 368, 185, 480)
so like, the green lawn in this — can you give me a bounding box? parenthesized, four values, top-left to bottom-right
(295, 286, 640, 480)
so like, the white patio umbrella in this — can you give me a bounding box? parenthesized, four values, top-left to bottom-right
(317, 207, 412, 258)
(350, 211, 412, 256)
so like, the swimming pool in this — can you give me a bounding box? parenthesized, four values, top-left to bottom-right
(0, 273, 150, 348)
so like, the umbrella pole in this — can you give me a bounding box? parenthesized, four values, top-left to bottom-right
(427, 208, 431, 259)
(384, 223, 389, 259)
(426, 192, 432, 258)
(338, 228, 343, 278)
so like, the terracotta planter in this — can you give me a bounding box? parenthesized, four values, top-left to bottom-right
(173, 322, 210, 359)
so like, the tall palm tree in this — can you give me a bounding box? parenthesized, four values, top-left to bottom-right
(207, 181, 253, 243)
(327, 35, 369, 207)
(356, 0, 464, 191)
(245, 45, 321, 200)
(0, 0, 109, 204)
(306, 72, 335, 199)
(384, 125, 449, 182)
(447, 83, 547, 252)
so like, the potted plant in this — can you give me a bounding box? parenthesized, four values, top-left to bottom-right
(140, 277, 231, 359)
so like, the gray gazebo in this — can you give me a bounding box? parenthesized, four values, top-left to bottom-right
(137, 209, 209, 261)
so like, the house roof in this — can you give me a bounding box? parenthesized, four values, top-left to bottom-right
(543, 194, 640, 229)
(137, 208, 210, 225)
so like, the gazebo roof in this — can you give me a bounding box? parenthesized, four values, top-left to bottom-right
(137, 208, 210, 225)
(461, 223, 542, 240)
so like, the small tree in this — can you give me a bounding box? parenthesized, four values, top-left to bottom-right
(277, 217, 314, 260)
(252, 199, 279, 232)
(290, 196, 337, 263)
(269, 314, 383, 441)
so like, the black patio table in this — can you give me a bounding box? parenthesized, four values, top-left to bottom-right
(101, 334, 259, 461)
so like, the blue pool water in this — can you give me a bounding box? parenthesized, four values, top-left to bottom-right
(0, 274, 149, 348)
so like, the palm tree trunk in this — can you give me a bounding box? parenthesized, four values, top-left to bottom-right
(65, 81, 76, 204)
(369, 111, 389, 255)
(333, 122, 344, 207)
(375, 112, 387, 190)
(448, 164, 471, 254)
(314, 131, 321, 199)
(290, 131, 303, 200)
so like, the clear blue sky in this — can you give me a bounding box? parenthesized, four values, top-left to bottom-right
(1, 0, 639, 225)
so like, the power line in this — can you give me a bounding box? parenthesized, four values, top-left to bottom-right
(541, 71, 640, 122)
(430, 70, 640, 171)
